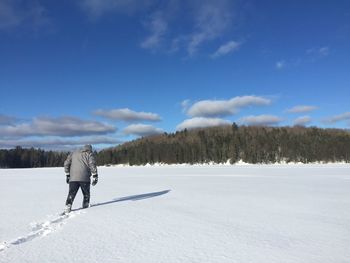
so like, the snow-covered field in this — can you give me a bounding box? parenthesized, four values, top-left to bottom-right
(1, 164, 350, 263)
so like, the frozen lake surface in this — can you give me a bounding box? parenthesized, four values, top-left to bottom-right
(1, 164, 350, 262)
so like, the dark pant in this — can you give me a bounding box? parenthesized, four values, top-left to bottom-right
(65, 181, 90, 208)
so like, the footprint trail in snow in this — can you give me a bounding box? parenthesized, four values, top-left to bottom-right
(0, 210, 85, 252)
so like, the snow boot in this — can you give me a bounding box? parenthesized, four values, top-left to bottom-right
(82, 201, 89, 209)
(64, 204, 72, 214)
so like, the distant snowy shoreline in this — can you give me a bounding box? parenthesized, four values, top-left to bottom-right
(1, 161, 349, 170)
(104, 160, 350, 167)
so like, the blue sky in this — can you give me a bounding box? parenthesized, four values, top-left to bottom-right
(0, 0, 349, 150)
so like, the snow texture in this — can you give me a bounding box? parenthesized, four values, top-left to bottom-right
(1, 164, 350, 262)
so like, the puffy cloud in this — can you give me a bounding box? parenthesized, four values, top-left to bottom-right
(123, 124, 163, 137)
(0, 116, 116, 138)
(323, 112, 350, 124)
(293, 116, 312, 126)
(176, 117, 230, 130)
(187, 96, 271, 117)
(211, 40, 241, 58)
(94, 108, 161, 122)
(0, 136, 121, 149)
(188, 100, 233, 117)
(238, 115, 282, 126)
(141, 11, 167, 50)
(286, 105, 318, 113)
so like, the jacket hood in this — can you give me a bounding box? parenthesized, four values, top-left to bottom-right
(81, 144, 92, 152)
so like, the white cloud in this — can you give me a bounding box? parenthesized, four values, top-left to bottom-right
(187, 0, 233, 55)
(139, 0, 235, 55)
(238, 115, 282, 126)
(211, 40, 241, 58)
(293, 116, 312, 126)
(123, 124, 163, 136)
(176, 117, 230, 130)
(323, 112, 350, 124)
(0, 116, 116, 138)
(141, 11, 168, 50)
(94, 108, 161, 122)
(188, 100, 233, 117)
(0, 136, 121, 149)
(0, 0, 48, 30)
(286, 105, 318, 113)
(79, 0, 238, 56)
(276, 60, 286, 69)
(187, 96, 271, 117)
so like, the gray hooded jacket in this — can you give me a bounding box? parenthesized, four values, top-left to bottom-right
(64, 145, 98, 182)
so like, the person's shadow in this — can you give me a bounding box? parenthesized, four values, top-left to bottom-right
(73, 190, 171, 211)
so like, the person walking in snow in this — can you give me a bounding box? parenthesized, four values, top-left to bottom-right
(64, 144, 98, 213)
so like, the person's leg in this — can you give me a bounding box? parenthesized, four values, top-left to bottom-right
(65, 182, 80, 209)
(80, 182, 90, 208)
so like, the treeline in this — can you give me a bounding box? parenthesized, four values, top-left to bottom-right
(1, 124, 350, 168)
(0, 146, 69, 168)
(98, 124, 350, 165)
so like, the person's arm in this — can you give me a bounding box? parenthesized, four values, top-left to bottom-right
(64, 153, 72, 175)
(89, 152, 98, 185)
(64, 153, 72, 184)
(88, 152, 98, 176)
